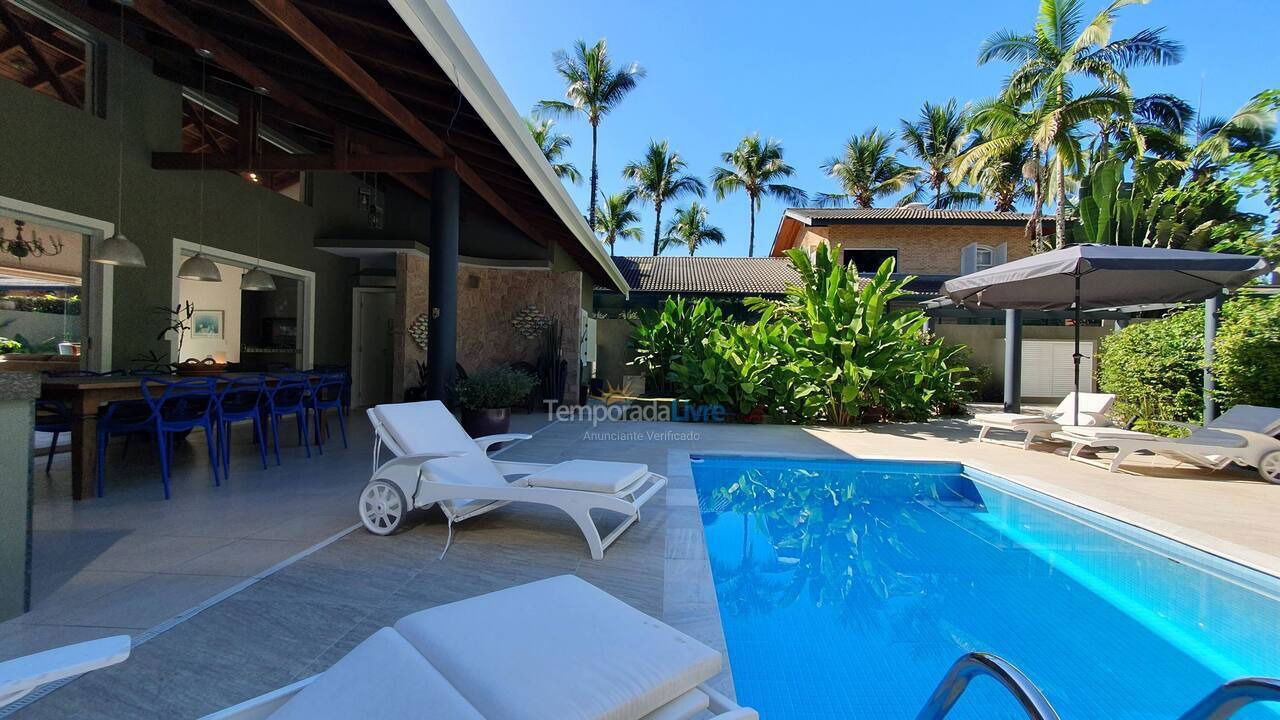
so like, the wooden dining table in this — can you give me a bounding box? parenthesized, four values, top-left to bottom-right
(40, 373, 304, 501)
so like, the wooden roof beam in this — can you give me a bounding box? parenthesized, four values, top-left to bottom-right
(248, 0, 548, 247)
(152, 150, 448, 173)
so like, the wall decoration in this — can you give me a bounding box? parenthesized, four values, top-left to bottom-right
(191, 309, 224, 339)
(511, 304, 550, 340)
(408, 312, 429, 350)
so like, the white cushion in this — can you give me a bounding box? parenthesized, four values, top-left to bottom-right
(269, 628, 483, 720)
(972, 412, 1053, 427)
(393, 575, 721, 720)
(1058, 426, 1154, 440)
(372, 401, 475, 456)
(524, 460, 649, 493)
(1050, 392, 1115, 419)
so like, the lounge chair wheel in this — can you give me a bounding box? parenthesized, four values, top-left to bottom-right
(359, 480, 408, 535)
(1259, 450, 1280, 484)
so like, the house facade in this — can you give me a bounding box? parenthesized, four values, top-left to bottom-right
(770, 206, 1048, 275)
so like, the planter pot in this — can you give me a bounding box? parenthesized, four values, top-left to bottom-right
(461, 407, 510, 437)
(57, 342, 81, 357)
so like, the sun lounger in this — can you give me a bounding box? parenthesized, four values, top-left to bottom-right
(202, 575, 757, 720)
(360, 401, 667, 559)
(970, 392, 1115, 449)
(0, 635, 130, 706)
(1052, 404, 1280, 482)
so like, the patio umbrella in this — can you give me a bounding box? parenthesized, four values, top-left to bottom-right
(942, 244, 1270, 424)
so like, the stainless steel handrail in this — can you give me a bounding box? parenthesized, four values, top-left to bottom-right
(915, 652, 1061, 720)
(1177, 678, 1280, 720)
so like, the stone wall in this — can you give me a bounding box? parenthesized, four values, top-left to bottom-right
(391, 255, 583, 404)
(797, 223, 1033, 274)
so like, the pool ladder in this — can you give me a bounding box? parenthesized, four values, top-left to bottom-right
(916, 653, 1280, 720)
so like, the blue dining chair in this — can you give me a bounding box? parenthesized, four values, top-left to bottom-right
(310, 372, 348, 453)
(96, 393, 159, 498)
(34, 400, 72, 475)
(264, 374, 311, 464)
(141, 377, 221, 499)
(216, 375, 268, 477)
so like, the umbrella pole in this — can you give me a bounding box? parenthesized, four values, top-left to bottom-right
(1073, 272, 1081, 426)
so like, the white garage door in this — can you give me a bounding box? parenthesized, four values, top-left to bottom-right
(1019, 339, 1094, 398)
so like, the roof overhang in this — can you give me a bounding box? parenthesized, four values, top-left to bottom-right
(388, 0, 628, 296)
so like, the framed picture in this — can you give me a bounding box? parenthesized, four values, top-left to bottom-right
(192, 310, 224, 339)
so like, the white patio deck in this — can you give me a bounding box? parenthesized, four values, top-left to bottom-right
(3, 411, 1277, 718)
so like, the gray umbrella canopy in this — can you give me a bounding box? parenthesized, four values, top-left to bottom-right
(943, 245, 1270, 311)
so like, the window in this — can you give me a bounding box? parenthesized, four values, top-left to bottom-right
(975, 245, 995, 271)
(181, 92, 308, 202)
(0, 1, 98, 113)
(841, 248, 898, 273)
(0, 216, 84, 356)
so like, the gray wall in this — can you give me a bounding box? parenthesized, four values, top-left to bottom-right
(0, 31, 426, 368)
(0, 19, 604, 372)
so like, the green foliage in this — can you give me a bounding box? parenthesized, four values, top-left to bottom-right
(1213, 296, 1280, 410)
(1073, 158, 1251, 250)
(455, 367, 537, 410)
(2, 294, 80, 315)
(629, 296, 725, 397)
(1098, 296, 1280, 432)
(0, 336, 20, 353)
(628, 245, 975, 424)
(1098, 306, 1206, 432)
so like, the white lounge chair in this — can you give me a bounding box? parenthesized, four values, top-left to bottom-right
(0, 635, 130, 706)
(970, 392, 1116, 449)
(202, 575, 756, 720)
(1052, 404, 1280, 483)
(360, 401, 667, 559)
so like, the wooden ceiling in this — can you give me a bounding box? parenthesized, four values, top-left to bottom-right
(43, 0, 610, 282)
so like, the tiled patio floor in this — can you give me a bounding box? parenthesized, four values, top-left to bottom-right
(4, 411, 1278, 718)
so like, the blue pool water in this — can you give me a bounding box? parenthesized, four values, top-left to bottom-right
(691, 455, 1280, 719)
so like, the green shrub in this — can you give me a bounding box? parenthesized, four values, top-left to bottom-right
(1098, 296, 1280, 432)
(1, 294, 79, 315)
(629, 296, 725, 396)
(0, 337, 20, 353)
(629, 245, 975, 425)
(1214, 296, 1280, 409)
(455, 367, 537, 410)
(1098, 306, 1205, 432)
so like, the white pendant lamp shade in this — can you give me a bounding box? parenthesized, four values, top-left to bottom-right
(177, 252, 221, 281)
(91, 232, 146, 267)
(240, 265, 276, 291)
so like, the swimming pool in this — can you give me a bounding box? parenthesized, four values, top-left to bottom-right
(691, 455, 1280, 719)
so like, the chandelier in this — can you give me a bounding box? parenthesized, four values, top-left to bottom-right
(1, 220, 64, 258)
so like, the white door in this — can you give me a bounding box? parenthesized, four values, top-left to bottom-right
(1019, 339, 1094, 398)
(352, 289, 395, 408)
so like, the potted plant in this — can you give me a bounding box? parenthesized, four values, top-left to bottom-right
(456, 367, 537, 437)
(403, 360, 429, 402)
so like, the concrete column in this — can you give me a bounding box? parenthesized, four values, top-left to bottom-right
(427, 168, 460, 402)
(0, 373, 39, 621)
(1204, 293, 1221, 423)
(1003, 309, 1022, 413)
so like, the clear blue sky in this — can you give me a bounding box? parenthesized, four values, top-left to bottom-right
(451, 0, 1279, 258)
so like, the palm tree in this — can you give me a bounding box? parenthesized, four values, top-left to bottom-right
(966, 134, 1037, 212)
(816, 129, 918, 208)
(535, 39, 645, 230)
(956, 99, 1053, 249)
(710, 134, 806, 256)
(662, 202, 726, 256)
(524, 115, 581, 184)
(595, 191, 643, 256)
(622, 140, 706, 256)
(977, 0, 1183, 248)
(898, 99, 982, 209)
(1186, 95, 1277, 181)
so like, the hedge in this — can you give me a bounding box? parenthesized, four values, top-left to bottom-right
(1098, 295, 1280, 432)
(1, 294, 79, 315)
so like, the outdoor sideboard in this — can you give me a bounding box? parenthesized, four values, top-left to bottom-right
(0, 371, 39, 621)
(40, 373, 312, 501)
